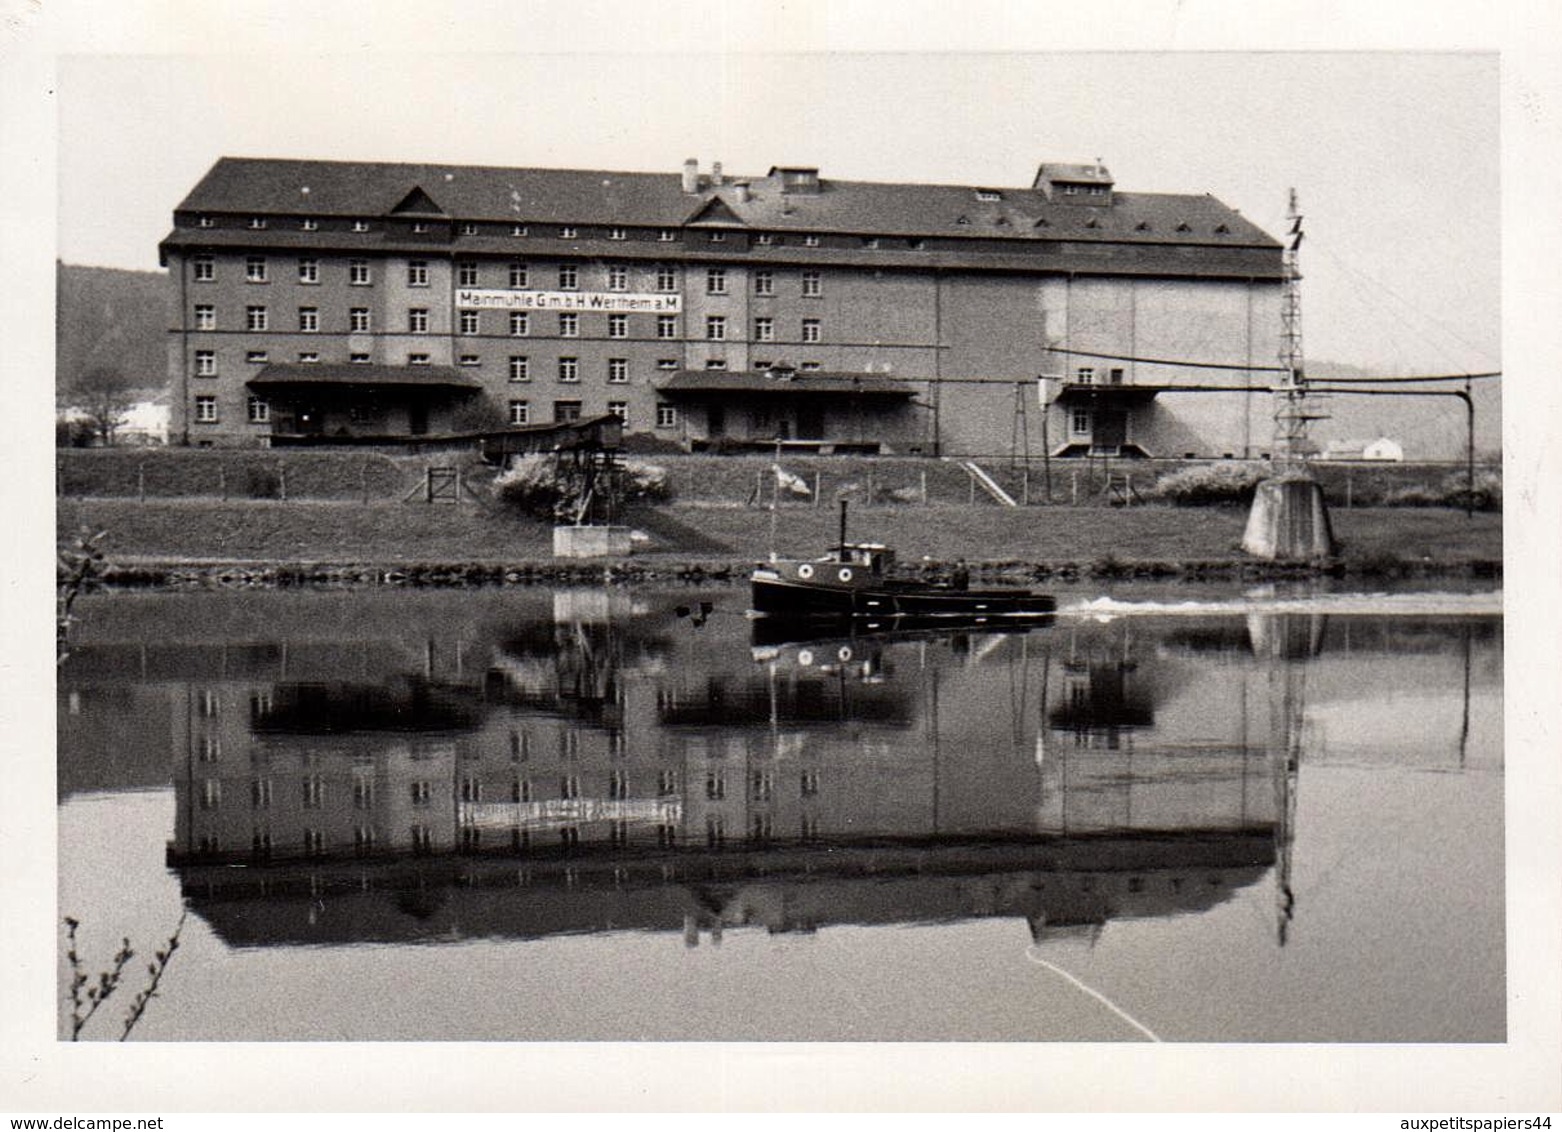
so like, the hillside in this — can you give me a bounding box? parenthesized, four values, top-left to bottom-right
(1302, 358, 1502, 460)
(56, 262, 170, 395)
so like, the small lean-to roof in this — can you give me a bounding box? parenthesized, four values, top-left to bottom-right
(246, 364, 482, 391)
(657, 369, 916, 396)
(174, 157, 1279, 247)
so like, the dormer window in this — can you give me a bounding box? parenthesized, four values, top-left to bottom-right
(412, 222, 431, 233)
(956, 216, 970, 225)
(512, 224, 528, 237)
(658, 229, 676, 242)
(1135, 221, 1151, 231)
(975, 190, 1002, 202)
(1175, 222, 1191, 232)
(352, 220, 370, 233)
(248, 217, 268, 230)
(803, 235, 820, 247)
(462, 223, 479, 235)
(1084, 217, 1100, 229)
(560, 226, 578, 239)
(1214, 223, 1230, 234)
(608, 227, 626, 240)
(708, 232, 726, 243)
(196, 215, 214, 229)
(301, 218, 319, 231)
(756, 233, 774, 246)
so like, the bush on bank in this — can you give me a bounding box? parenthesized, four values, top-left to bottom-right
(494, 455, 671, 520)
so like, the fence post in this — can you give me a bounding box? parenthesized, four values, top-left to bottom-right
(137, 462, 145, 502)
(361, 461, 370, 504)
(814, 471, 821, 508)
(921, 469, 928, 506)
(219, 464, 227, 501)
(867, 469, 874, 507)
(278, 460, 287, 502)
(1345, 467, 1353, 509)
(1071, 471, 1078, 507)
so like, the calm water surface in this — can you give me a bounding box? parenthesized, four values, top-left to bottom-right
(57, 583, 1504, 1042)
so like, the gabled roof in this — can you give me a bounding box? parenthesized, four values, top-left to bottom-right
(246, 364, 481, 390)
(656, 369, 916, 396)
(174, 157, 1280, 247)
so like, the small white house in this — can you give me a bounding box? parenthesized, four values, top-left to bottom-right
(1362, 436, 1404, 462)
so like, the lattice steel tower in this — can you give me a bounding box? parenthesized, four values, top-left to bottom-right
(1273, 189, 1327, 464)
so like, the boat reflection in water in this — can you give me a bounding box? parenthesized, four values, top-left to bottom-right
(156, 596, 1326, 952)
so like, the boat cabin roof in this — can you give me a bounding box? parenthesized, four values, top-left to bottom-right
(830, 543, 896, 572)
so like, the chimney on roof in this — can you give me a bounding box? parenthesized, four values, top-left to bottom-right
(682, 158, 699, 194)
(734, 182, 750, 203)
(711, 161, 724, 186)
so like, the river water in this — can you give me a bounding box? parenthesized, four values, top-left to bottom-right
(56, 582, 1504, 1042)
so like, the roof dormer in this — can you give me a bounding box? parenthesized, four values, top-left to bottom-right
(1032, 161, 1115, 206)
(770, 166, 821, 194)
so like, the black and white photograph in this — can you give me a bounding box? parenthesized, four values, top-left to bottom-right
(5, 0, 1560, 1117)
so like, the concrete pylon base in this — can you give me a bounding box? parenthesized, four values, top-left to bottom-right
(1241, 477, 1337, 561)
(553, 525, 632, 558)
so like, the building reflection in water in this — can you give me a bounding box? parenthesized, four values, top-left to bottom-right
(57, 591, 1496, 952)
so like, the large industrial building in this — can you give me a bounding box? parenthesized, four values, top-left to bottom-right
(161, 156, 1286, 457)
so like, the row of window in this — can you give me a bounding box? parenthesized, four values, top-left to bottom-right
(189, 215, 852, 248)
(192, 394, 678, 430)
(200, 767, 820, 810)
(197, 307, 824, 341)
(196, 349, 824, 378)
(195, 256, 825, 296)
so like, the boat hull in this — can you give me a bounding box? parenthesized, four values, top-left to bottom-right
(751, 574, 1056, 619)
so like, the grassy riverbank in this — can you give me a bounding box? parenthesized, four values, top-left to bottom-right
(57, 497, 1502, 582)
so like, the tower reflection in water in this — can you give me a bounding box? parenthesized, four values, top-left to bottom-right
(132, 596, 1408, 953)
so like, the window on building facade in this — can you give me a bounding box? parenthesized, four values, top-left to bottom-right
(656, 359, 677, 371)
(706, 316, 726, 341)
(1070, 407, 1092, 437)
(804, 235, 820, 247)
(608, 313, 628, 339)
(412, 222, 431, 234)
(654, 266, 677, 293)
(1075, 366, 1094, 384)
(558, 356, 579, 382)
(508, 356, 530, 382)
(407, 261, 429, 287)
(457, 261, 479, 286)
(706, 268, 727, 295)
(558, 265, 578, 290)
(753, 359, 772, 371)
(408, 353, 431, 366)
(656, 315, 677, 339)
(195, 304, 215, 330)
(607, 357, 628, 383)
(299, 307, 319, 333)
(350, 308, 371, 332)
(352, 220, 370, 232)
(799, 361, 821, 372)
(704, 359, 727, 370)
(802, 271, 822, 297)
(560, 226, 578, 239)
(510, 224, 528, 237)
(607, 400, 628, 423)
(297, 258, 319, 284)
(459, 310, 480, 335)
(247, 396, 270, 423)
(194, 350, 216, 376)
(756, 233, 774, 245)
(801, 318, 821, 343)
(754, 271, 774, 296)
(608, 227, 626, 241)
(559, 312, 579, 338)
(349, 353, 370, 364)
(408, 308, 429, 333)
(707, 232, 726, 243)
(246, 306, 268, 331)
(246, 257, 267, 283)
(349, 259, 371, 285)
(246, 350, 269, 364)
(193, 255, 215, 282)
(554, 400, 583, 423)
(754, 317, 774, 342)
(459, 354, 481, 367)
(656, 402, 677, 428)
(508, 262, 528, 288)
(196, 215, 214, 229)
(248, 217, 267, 230)
(658, 229, 676, 242)
(297, 352, 319, 364)
(194, 395, 218, 423)
(509, 311, 529, 336)
(508, 400, 530, 425)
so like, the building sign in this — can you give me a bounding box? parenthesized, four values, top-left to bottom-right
(460, 799, 683, 830)
(456, 288, 682, 313)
